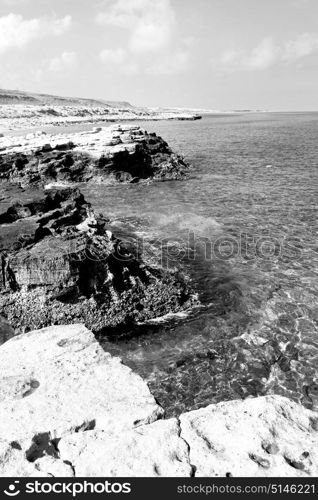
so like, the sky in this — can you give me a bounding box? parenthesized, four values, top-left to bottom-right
(0, 0, 318, 110)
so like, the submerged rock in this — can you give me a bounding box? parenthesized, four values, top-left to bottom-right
(0, 324, 317, 477)
(0, 125, 190, 187)
(0, 188, 196, 333)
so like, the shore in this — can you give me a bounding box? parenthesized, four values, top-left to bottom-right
(0, 324, 317, 477)
(0, 122, 317, 477)
(0, 103, 202, 135)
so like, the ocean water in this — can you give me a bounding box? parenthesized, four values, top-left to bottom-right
(2, 112, 318, 417)
(87, 112, 318, 417)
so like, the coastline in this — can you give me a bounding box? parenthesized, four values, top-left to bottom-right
(0, 120, 317, 477)
(0, 324, 317, 477)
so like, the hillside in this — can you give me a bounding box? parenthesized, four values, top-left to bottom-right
(0, 88, 133, 109)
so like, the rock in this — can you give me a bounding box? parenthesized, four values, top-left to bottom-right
(0, 324, 317, 477)
(0, 324, 192, 477)
(0, 324, 163, 442)
(179, 395, 318, 477)
(0, 126, 190, 186)
(0, 442, 74, 477)
(0, 188, 196, 333)
(58, 419, 192, 477)
(0, 315, 14, 346)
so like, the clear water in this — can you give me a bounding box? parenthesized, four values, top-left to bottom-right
(82, 112, 318, 417)
(3, 112, 318, 416)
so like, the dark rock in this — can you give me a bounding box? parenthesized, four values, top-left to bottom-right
(0, 128, 190, 187)
(0, 189, 196, 333)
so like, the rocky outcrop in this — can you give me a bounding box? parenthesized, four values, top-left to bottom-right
(180, 396, 318, 477)
(0, 125, 190, 186)
(0, 324, 317, 477)
(0, 188, 195, 333)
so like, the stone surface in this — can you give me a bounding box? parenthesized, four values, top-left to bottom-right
(180, 395, 318, 477)
(0, 188, 196, 333)
(0, 324, 317, 477)
(58, 419, 193, 477)
(0, 125, 190, 186)
(0, 324, 163, 445)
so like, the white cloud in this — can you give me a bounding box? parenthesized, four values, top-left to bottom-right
(146, 49, 189, 75)
(96, 0, 174, 54)
(99, 47, 139, 75)
(2, 0, 29, 4)
(48, 51, 78, 72)
(97, 0, 191, 76)
(99, 47, 127, 65)
(283, 33, 318, 62)
(217, 32, 318, 72)
(0, 13, 72, 54)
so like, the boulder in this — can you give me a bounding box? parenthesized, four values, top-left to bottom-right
(0, 324, 162, 444)
(0, 188, 196, 333)
(0, 324, 317, 477)
(0, 324, 191, 477)
(58, 419, 192, 477)
(180, 395, 318, 477)
(0, 126, 190, 186)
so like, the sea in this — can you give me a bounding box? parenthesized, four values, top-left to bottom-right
(2, 112, 318, 417)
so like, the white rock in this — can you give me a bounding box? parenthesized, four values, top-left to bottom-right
(1, 324, 317, 477)
(0, 324, 163, 445)
(58, 419, 192, 477)
(180, 395, 318, 477)
(0, 440, 73, 477)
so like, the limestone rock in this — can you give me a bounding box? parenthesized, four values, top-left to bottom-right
(0, 126, 190, 186)
(58, 419, 192, 477)
(0, 325, 317, 477)
(0, 324, 163, 447)
(180, 395, 318, 477)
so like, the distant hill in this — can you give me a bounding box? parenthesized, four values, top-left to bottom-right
(0, 88, 133, 109)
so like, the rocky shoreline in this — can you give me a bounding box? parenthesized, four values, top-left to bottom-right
(0, 104, 201, 134)
(0, 126, 196, 335)
(0, 324, 317, 477)
(0, 125, 190, 187)
(0, 187, 196, 333)
(0, 124, 317, 477)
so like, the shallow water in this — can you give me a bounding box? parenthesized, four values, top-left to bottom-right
(82, 112, 318, 416)
(2, 112, 318, 416)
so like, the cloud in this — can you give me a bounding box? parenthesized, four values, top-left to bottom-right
(2, 0, 29, 4)
(97, 0, 191, 76)
(217, 33, 318, 72)
(96, 0, 175, 54)
(0, 13, 72, 54)
(146, 49, 189, 75)
(99, 47, 139, 74)
(48, 51, 78, 72)
(283, 33, 318, 62)
(99, 47, 127, 65)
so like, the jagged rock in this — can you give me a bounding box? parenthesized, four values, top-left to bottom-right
(180, 395, 318, 477)
(0, 126, 190, 187)
(0, 315, 14, 345)
(0, 187, 85, 225)
(0, 324, 317, 477)
(0, 188, 195, 333)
